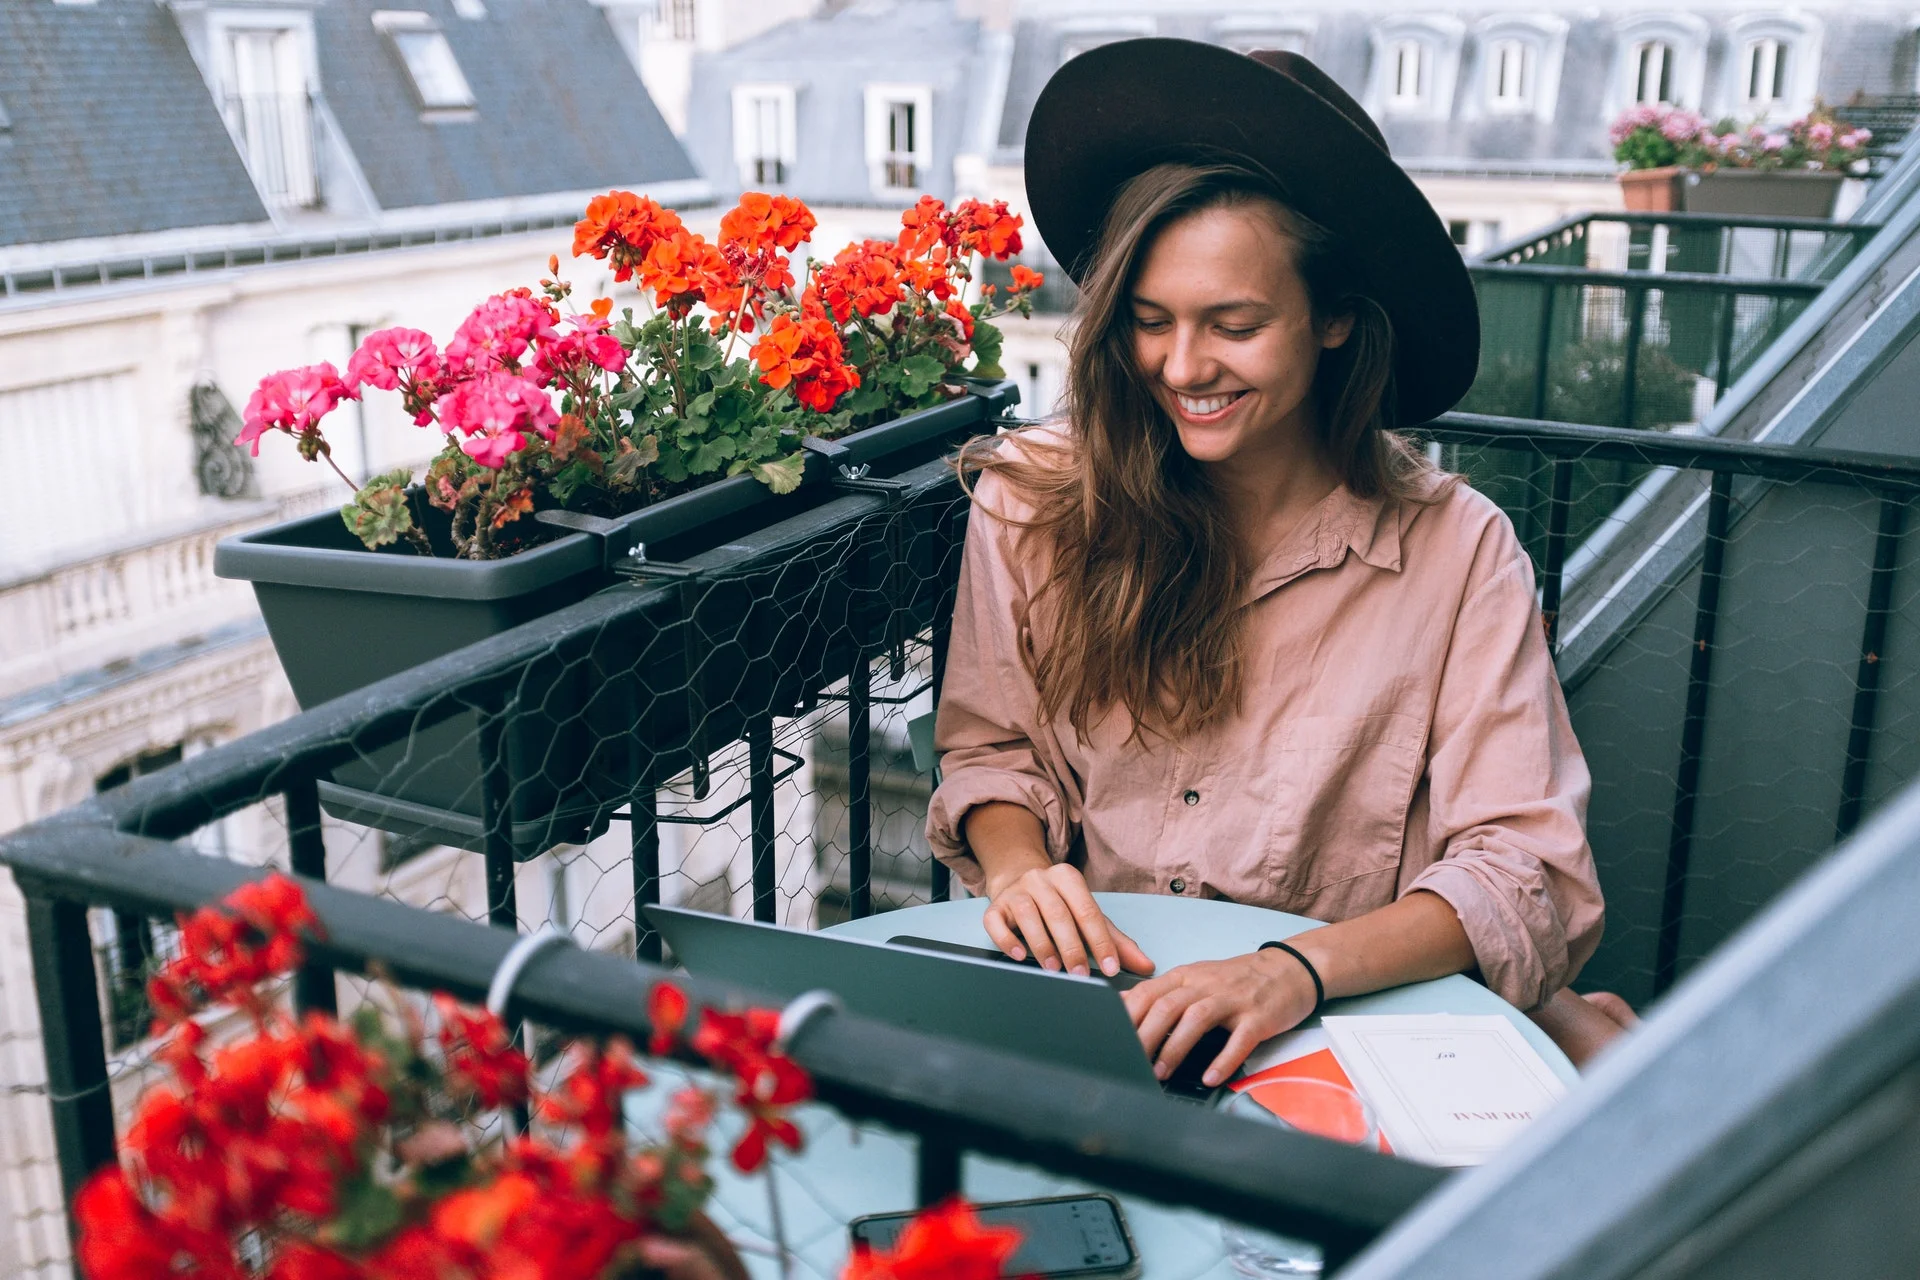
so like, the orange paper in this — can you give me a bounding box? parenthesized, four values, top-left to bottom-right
(1231, 1049, 1393, 1155)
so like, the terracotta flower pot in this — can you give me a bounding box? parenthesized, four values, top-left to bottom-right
(1619, 166, 1685, 213)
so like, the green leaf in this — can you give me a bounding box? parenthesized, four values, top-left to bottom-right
(749, 452, 808, 494)
(340, 468, 417, 550)
(689, 390, 717, 416)
(899, 353, 946, 393)
(324, 1175, 405, 1252)
(607, 434, 660, 486)
(970, 319, 1005, 374)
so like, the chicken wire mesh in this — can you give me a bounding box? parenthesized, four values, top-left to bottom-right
(35, 397, 1920, 1275)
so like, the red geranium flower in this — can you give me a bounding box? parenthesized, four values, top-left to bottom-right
(841, 1198, 1026, 1280)
(573, 190, 686, 282)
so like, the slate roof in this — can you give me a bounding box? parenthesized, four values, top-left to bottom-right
(315, 0, 697, 210)
(0, 0, 698, 251)
(0, 0, 270, 247)
(680, 0, 985, 208)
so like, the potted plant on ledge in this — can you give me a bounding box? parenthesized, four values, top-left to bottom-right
(212, 191, 1039, 854)
(1610, 105, 1870, 217)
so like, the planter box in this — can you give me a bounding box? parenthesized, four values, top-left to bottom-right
(1681, 169, 1845, 219)
(1619, 166, 1685, 213)
(215, 381, 1018, 857)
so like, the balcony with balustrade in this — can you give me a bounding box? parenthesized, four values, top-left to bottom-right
(9, 153, 1920, 1278)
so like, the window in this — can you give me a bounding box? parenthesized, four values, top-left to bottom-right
(1057, 20, 1154, 66)
(1, 372, 150, 571)
(1488, 39, 1532, 108)
(223, 26, 320, 210)
(1614, 16, 1707, 112)
(653, 0, 696, 42)
(1742, 37, 1789, 107)
(864, 84, 931, 195)
(1214, 17, 1313, 58)
(390, 30, 475, 109)
(1633, 41, 1674, 105)
(732, 84, 796, 186)
(1390, 39, 1426, 106)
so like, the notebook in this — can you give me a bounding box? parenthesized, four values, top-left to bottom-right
(1320, 1014, 1567, 1166)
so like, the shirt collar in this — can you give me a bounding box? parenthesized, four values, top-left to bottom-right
(1243, 485, 1402, 605)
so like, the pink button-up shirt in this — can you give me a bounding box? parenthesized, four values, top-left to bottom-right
(925, 455, 1604, 1011)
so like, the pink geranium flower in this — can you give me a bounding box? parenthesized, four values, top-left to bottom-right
(236, 363, 355, 455)
(346, 328, 440, 393)
(443, 294, 559, 378)
(527, 314, 627, 388)
(435, 372, 559, 469)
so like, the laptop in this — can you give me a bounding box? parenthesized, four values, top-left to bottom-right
(644, 904, 1227, 1103)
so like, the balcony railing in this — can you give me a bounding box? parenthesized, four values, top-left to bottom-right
(1466, 213, 1879, 434)
(6, 410, 1918, 1261)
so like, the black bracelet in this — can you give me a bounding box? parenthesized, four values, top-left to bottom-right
(1259, 940, 1325, 1016)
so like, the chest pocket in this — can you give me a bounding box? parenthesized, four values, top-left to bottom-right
(1263, 713, 1425, 903)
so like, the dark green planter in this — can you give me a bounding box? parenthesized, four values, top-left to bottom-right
(215, 381, 1018, 857)
(1682, 169, 1845, 218)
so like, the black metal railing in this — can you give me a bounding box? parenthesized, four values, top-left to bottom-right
(7, 414, 1919, 1260)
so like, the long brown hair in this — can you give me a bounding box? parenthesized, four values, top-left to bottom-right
(961, 160, 1446, 742)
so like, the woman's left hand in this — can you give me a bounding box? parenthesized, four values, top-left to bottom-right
(1120, 949, 1319, 1088)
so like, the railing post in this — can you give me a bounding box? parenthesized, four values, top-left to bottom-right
(23, 892, 117, 1231)
(1714, 288, 1739, 400)
(284, 775, 337, 1015)
(630, 768, 662, 963)
(749, 716, 776, 923)
(1836, 495, 1908, 839)
(916, 1136, 963, 1207)
(1531, 281, 1556, 420)
(1656, 471, 1732, 994)
(1619, 284, 1647, 431)
(477, 688, 518, 931)
(1540, 458, 1574, 652)
(848, 648, 874, 920)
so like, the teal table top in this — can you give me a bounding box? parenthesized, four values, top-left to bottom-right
(632, 893, 1576, 1279)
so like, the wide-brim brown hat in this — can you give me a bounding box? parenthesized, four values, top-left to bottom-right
(1025, 38, 1479, 426)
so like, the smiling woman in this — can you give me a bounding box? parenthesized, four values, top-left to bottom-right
(926, 39, 1634, 1086)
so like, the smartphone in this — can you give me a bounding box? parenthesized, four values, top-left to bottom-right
(848, 1193, 1140, 1279)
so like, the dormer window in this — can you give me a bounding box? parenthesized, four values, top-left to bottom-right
(1473, 16, 1566, 121)
(732, 83, 796, 186)
(1389, 39, 1427, 107)
(1213, 15, 1313, 57)
(209, 15, 321, 212)
(1488, 39, 1532, 109)
(1612, 15, 1708, 113)
(374, 12, 476, 113)
(864, 84, 931, 195)
(1633, 41, 1675, 105)
(1722, 15, 1819, 119)
(1371, 17, 1463, 120)
(1742, 37, 1790, 109)
(1057, 18, 1154, 66)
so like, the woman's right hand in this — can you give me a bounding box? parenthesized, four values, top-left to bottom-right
(983, 862, 1155, 979)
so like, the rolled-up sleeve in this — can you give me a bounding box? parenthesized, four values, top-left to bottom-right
(924, 473, 1079, 893)
(1405, 529, 1604, 1011)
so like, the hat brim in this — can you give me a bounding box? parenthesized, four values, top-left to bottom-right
(1024, 38, 1479, 426)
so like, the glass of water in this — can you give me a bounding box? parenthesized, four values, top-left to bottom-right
(1220, 1081, 1381, 1278)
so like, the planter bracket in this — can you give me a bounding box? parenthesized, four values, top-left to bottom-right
(533, 509, 639, 571)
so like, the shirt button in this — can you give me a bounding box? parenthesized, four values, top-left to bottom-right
(1183, 789, 1200, 806)
(1170, 877, 1187, 894)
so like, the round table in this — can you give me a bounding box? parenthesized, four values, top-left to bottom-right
(645, 894, 1576, 1279)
